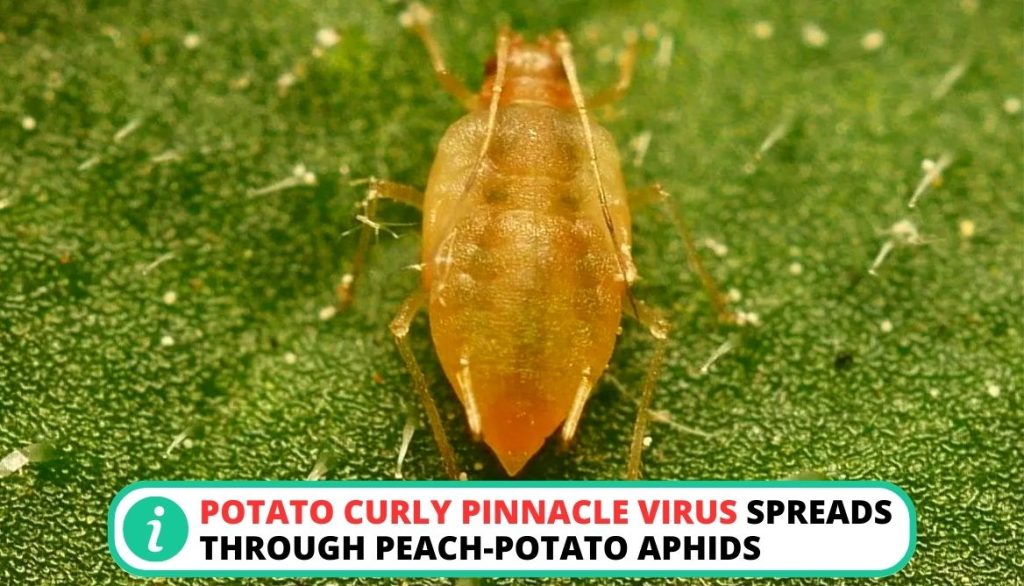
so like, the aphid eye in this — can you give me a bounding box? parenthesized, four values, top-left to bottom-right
(483, 55, 497, 75)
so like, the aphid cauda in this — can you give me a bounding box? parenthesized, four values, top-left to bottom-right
(339, 3, 733, 479)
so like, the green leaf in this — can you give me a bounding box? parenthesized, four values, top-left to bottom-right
(1, 1, 1020, 584)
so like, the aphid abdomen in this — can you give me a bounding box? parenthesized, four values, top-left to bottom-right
(421, 104, 632, 474)
(429, 209, 622, 475)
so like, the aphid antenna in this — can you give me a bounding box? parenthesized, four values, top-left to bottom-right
(555, 30, 641, 320)
(436, 27, 510, 242)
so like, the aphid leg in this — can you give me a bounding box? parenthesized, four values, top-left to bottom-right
(399, 2, 477, 110)
(337, 178, 423, 309)
(629, 184, 738, 324)
(389, 289, 462, 480)
(626, 299, 670, 480)
(588, 33, 638, 108)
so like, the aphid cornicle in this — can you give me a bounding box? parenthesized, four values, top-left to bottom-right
(339, 4, 732, 479)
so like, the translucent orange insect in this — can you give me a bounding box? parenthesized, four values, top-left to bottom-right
(339, 3, 732, 479)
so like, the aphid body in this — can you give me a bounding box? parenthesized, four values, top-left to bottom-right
(342, 7, 728, 479)
(420, 34, 633, 475)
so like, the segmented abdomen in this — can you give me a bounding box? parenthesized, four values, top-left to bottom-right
(425, 204, 623, 471)
(419, 102, 632, 473)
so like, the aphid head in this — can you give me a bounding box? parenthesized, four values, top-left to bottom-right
(480, 32, 574, 108)
(484, 33, 566, 79)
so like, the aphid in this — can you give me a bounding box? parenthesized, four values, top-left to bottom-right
(339, 3, 732, 479)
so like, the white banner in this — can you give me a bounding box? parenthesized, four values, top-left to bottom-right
(108, 481, 915, 578)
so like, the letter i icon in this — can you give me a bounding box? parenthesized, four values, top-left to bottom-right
(121, 497, 189, 562)
(147, 505, 165, 552)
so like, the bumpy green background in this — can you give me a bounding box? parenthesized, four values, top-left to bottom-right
(1, 1, 1021, 584)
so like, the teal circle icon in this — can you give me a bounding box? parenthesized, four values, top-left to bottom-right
(122, 496, 189, 562)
